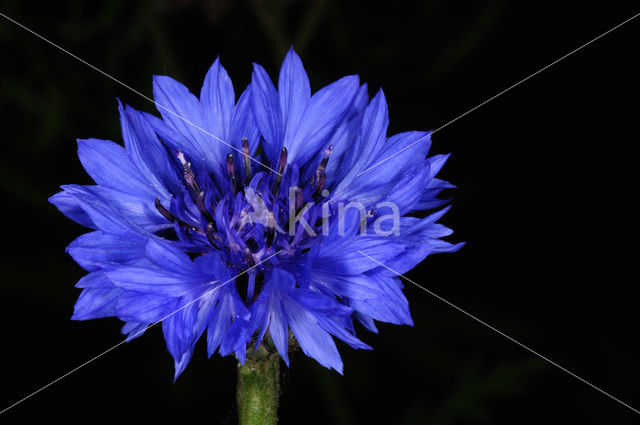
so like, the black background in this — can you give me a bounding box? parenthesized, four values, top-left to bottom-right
(1, 1, 639, 424)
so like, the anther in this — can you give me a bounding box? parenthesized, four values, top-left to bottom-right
(295, 188, 304, 210)
(155, 198, 189, 228)
(266, 214, 276, 247)
(266, 227, 276, 247)
(176, 150, 188, 167)
(244, 247, 255, 267)
(196, 191, 213, 222)
(319, 145, 332, 170)
(226, 153, 235, 177)
(226, 153, 238, 192)
(242, 138, 252, 185)
(315, 145, 332, 194)
(155, 198, 175, 221)
(177, 151, 200, 193)
(272, 147, 288, 196)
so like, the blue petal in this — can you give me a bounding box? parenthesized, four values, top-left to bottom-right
(58, 185, 142, 234)
(380, 131, 432, 170)
(291, 289, 371, 351)
(205, 286, 249, 358)
(426, 153, 450, 178)
(218, 291, 251, 357)
(344, 89, 389, 175)
(355, 312, 378, 333)
(310, 271, 385, 300)
(60, 184, 168, 232)
(144, 238, 194, 271)
(229, 85, 260, 156)
(119, 101, 183, 198)
(348, 275, 413, 326)
(286, 75, 359, 166)
(331, 90, 391, 203)
(283, 296, 344, 373)
(383, 163, 431, 214)
(228, 85, 261, 181)
(67, 230, 147, 271)
(314, 236, 405, 275)
(72, 287, 123, 320)
(278, 48, 311, 146)
(121, 321, 149, 342)
(254, 269, 368, 372)
(49, 190, 96, 229)
(115, 291, 178, 323)
(412, 177, 456, 211)
(193, 252, 231, 282)
(250, 63, 283, 165)
(249, 269, 292, 364)
(375, 208, 465, 275)
(77, 138, 156, 201)
(334, 128, 433, 208)
(153, 75, 224, 178)
(200, 57, 235, 141)
(266, 302, 290, 365)
(410, 154, 456, 211)
(206, 289, 233, 357)
(321, 83, 369, 185)
(107, 266, 204, 297)
(75, 270, 114, 288)
(162, 296, 209, 380)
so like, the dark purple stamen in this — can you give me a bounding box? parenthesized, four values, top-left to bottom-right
(244, 247, 255, 266)
(155, 198, 175, 221)
(295, 187, 304, 210)
(226, 153, 235, 177)
(265, 215, 276, 247)
(196, 191, 213, 222)
(272, 147, 288, 195)
(242, 137, 252, 185)
(319, 145, 332, 170)
(226, 153, 239, 193)
(315, 145, 332, 194)
(155, 198, 190, 228)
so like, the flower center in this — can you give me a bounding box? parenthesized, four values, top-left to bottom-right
(153, 140, 333, 279)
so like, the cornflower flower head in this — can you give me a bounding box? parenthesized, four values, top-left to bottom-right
(50, 48, 463, 379)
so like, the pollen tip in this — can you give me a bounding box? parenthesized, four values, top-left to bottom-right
(244, 247, 255, 266)
(176, 150, 186, 165)
(226, 153, 235, 174)
(278, 147, 288, 169)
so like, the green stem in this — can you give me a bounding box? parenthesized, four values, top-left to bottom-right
(237, 348, 280, 425)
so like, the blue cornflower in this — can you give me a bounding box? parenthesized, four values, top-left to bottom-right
(50, 48, 463, 378)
